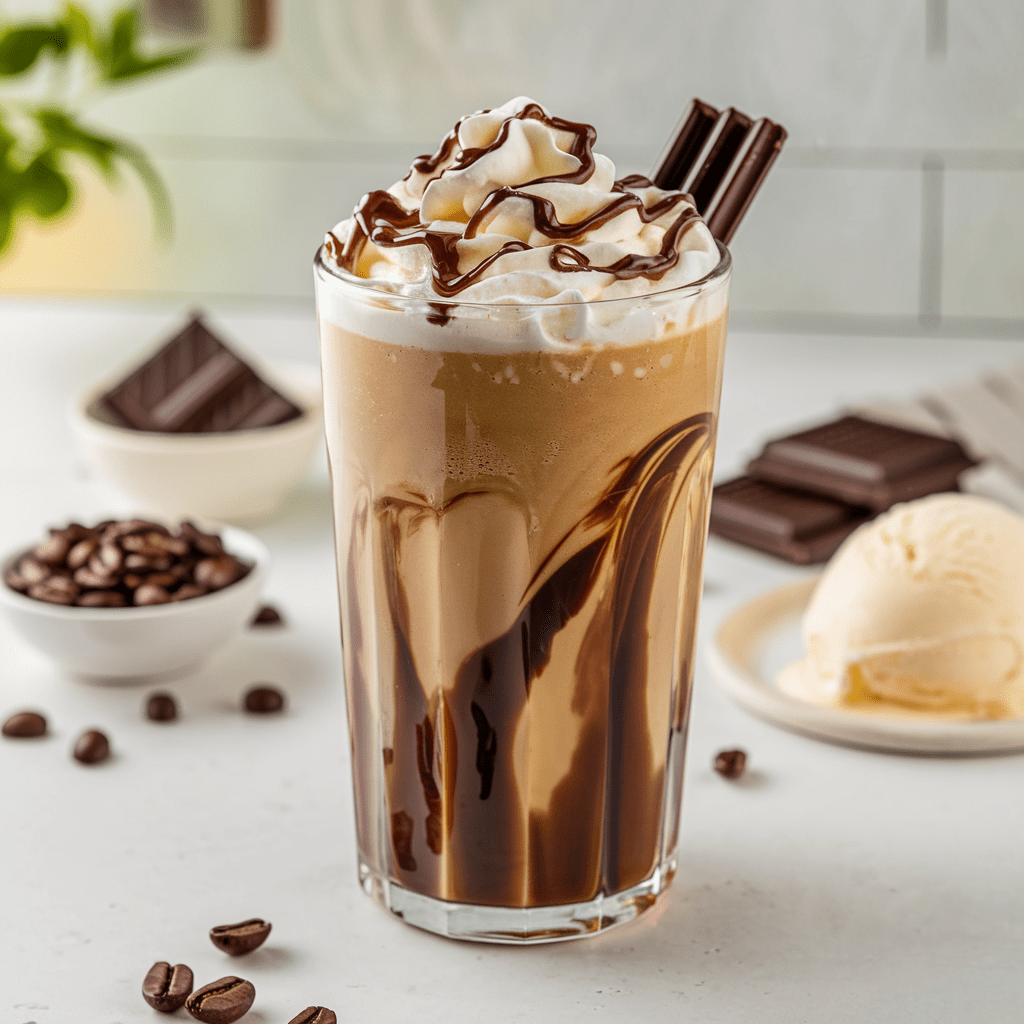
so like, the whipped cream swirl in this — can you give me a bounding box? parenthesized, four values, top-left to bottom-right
(324, 97, 720, 304)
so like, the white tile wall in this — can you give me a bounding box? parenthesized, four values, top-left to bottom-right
(0, 0, 1020, 335)
(727, 168, 923, 316)
(943, 171, 1024, 320)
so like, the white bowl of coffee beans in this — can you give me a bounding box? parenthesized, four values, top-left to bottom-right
(0, 517, 268, 682)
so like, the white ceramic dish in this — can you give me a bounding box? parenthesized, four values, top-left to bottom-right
(69, 360, 322, 523)
(0, 525, 268, 683)
(705, 577, 1024, 754)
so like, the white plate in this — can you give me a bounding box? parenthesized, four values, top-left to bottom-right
(705, 578, 1024, 754)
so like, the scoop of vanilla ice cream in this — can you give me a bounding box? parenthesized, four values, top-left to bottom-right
(781, 493, 1024, 719)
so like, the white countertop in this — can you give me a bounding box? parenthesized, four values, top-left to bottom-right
(2, 299, 1023, 1023)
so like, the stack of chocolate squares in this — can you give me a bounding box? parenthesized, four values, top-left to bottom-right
(710, 415, 976, 564)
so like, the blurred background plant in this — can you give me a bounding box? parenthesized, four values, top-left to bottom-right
(0, 2, 198, 254)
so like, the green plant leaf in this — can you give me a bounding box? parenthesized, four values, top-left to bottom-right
(100, 5, 199, 83)
(33, 108, 171, 240)
(107, 136, 171, 239)
(35, 108, 118, 178)
(60, 3, 94, 52)
(19, 153, 72, 218)
(0, 201, 12, 252)
(0, 24, 69, 76)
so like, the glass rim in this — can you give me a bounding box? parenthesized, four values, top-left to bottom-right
(313, 238, 731, 311)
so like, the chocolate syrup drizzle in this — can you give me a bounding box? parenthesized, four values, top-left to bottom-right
(328, 104, 702, 297)
(354, 413, 713, 907)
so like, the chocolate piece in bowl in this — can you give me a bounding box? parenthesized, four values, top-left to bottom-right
(710, 476, 870, 565)
(746, 415, 975, 512)
(100, 312, 303, 433)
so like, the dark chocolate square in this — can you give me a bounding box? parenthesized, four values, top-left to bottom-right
(747, 415, 974, 511)
(709, 476, 871, 564)
(100, 314, 303, 434)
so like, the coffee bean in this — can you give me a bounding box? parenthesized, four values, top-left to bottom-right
(243, 686, 285, 715)
(3, 566, 29, 592)
(32, 530, 71, 565)
(125, 552, 173, 571)
(251, 604, 283, 627)
(2, 711, 47, 737)
(134, 583, 171, 606)
(73, 729, 110, 764)
(146, 692, 178, 722)
(18, 519, 246, 609)
(194, 556, 245, 591)
(66, 538, 97, 570)
(209, 918, 272, 955)
(288, 1008, 337, 1024)
(143, 961, 194, 1012)
(713, 748, 747, 779)
(180, 521, 224, 557)
(73, 566, 119, 589)
(185, 976, 255, 1023)
(27, 580, 77, 605)
(76, 590, 128, 607)
(17, 556, 51, 584)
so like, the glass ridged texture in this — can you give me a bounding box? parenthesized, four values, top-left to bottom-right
(315, 245, 731, 942)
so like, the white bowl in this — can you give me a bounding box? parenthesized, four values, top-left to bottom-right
(69, 361, 322, 523)
(0, 525, 268, 683)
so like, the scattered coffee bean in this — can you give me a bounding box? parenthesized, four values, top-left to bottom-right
(143, 961, 194, 1013)
(2, 711, 47, 738)
(251, 604, 283, 627)
(73, 729, 110, 764)
(185, 976, 255, 1024)
(713, 748, 747, 779)
(243, 686, 285, 714)
(7, 518, 251, 608)
(146, 692, 178, 722)
(288, 1008, 337, 1024)
(209, 918, 272, 955)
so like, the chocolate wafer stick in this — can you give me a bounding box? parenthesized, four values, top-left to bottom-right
(650, 98, 719, 191)
(680, 107, 753, 213)
(651, 98, 787, 243)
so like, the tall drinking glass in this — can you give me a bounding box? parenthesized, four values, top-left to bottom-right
(315, 241, 731, 942)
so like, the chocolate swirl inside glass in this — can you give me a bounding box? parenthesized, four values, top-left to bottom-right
(315, 241, 731, 942)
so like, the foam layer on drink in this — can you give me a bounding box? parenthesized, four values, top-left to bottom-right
(318, 97, 724, 352)
(321, 306, 728, 907)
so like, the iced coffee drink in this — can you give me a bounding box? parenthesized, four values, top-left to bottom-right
(315, 97, 730, 942)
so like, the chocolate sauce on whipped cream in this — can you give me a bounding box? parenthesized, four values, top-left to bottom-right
(326, 102, 706, 298)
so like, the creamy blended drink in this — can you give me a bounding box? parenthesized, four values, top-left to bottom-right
(315, 97, 731, 942)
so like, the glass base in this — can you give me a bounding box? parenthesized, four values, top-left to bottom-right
(358, 858, 676, 944)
